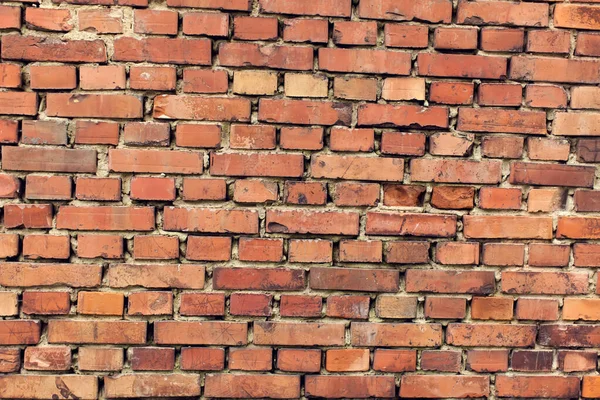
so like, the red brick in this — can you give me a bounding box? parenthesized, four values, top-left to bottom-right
(375, 296, 417, 319)
(312, 154, 404, 182)
(421, 350, 461, 372)
(436, 242, 479, 265)
(238, 237, 283, 262)
(359, 0, 451, 23)
(351, 322, 442, 347)
(480, 28, 524, 52)
(511, 56, 600, 84)
(78, 292, 124, 316)
(219, 42, 313, 70)
(4, 204, 53, 229)
(326, 348, 369, 372)
(267, 210, 358, 235)
(213, 267, 304, 291)
(424, 297, 466, 319)
(411, 159, 501, 184)
(335, 182, 379, 207)
(77, 235, 123, 259)
(133, 235, 179, 260)
(358, 103, 448, 128)
(400, 375, 489, 398)
(330, 127, 374, 152)
(381, 132, 426, 155)
(479, 187, 522, 210)
(457, 1, 548, 26)
(229, 348, 272, 371)
(327, 295, 370, 319)
(0, 5, 21, 29)
(180, 293, 225, 316)
(233, 179, 278, 203)
(182, 12, 228, 36)
(277, 349, 321, 372)
(78, 348, 124, 372)
(385, 242, 430, 264)
(418, 53, 507, 79)
(25, 175, 71, 200)
(234, 16, 277, 40)
(130, 177, 175, 201)
(502, 271, 588, 295)
(105, 375, 200, 398)
(481, 136, 524, 158)
(114, 37, 210, 64)
(22, 291, 71, 315)
(555, 4, 600, 30)
(164, 207, 257, 234)
(109, 149, 202, 174)
(310, 267, 398, 293)
(333, 21, 377, 45)
(467, 350, 509, 373)
(80, 65, 125, 90)
(123, 122, 170, 146)
(130, 66, 176, 91)
(134, 9, 177, 35)
(230, 293, 272, 316)
(320, 48, 410, 75)
(0, 120, 18, 143)
(255, 322, 344, 346)
(259, 99, 351, 126)
(48, 320, 146, 344)
(516, 298, 559, 321)
(74, 178, 121, 201)
(434, 27, 477, 50)
(0, 376, 97, 399)
(130, 347, 175, 372)
(288, 239, 332, 263)
(154, 321, 248, 345)
(57, 206, 154, 231)
(23, 235, 70, 260)
(46, 93, 142, 119)
(406, 270, 495, 294)
(373, 349, 417, 372)
(447, 323, 536, 347)
(577, 33, 600, 56)
(176, 123, 221, 148)
(280, 295, 322, 318)
(283, 19, 328, 43)
(74, 121, 119, 145)
(2, 35, 106, 62)
(78, 9, 123, 33)
(183, 69, 228, 93)
(0, 234, 19, 258)
(0, 92, 37, 115)
(128, 292, 172, 316)
(186, 236, 231, 261)
(108, 264, 204, 289)
(0, 63, 21, 88)
(464, 215, 552, 239)
(205, 374, 300, 399)
(471, 297, 513, 321)
(385, 24, 429, 48)
(180, 348, 224, 371)
(496, 376, 579, 399)
(334, 77, 378, 101)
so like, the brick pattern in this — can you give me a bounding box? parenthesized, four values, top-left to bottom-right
(1, 0, 600, 398)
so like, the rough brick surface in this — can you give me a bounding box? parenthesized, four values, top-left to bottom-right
(0, 1, 599, 399)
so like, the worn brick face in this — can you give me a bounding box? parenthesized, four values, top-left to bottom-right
(1, 2, 599, 398)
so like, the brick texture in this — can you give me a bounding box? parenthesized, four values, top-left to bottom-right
(0, 1, 599, 398)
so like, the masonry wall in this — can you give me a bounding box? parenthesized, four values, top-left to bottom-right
(1, 0, 600, 398)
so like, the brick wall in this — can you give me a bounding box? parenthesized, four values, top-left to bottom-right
(1, 0, 600, 398)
